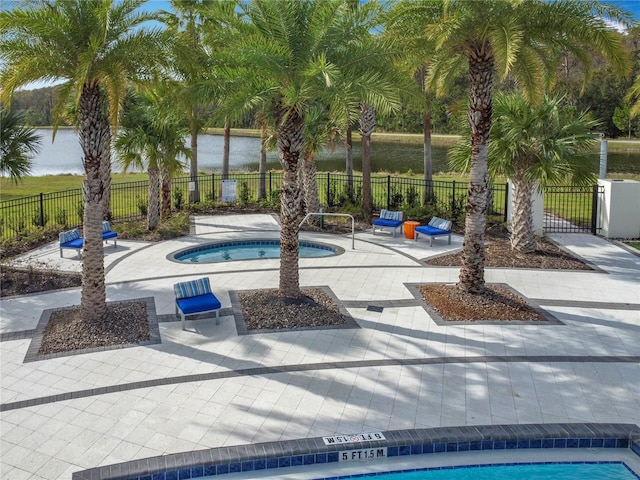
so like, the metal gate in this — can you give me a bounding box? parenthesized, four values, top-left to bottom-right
(543, 184, 604, 234)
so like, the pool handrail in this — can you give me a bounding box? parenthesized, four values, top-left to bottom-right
(299, 212, 355, 249)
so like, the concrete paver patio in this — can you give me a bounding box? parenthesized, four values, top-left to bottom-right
(1, 214, 638, 479)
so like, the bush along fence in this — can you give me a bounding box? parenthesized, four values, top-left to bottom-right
(0, 172, 511, 240)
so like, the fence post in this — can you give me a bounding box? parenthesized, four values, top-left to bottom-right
(326, 172, 331, 207)
(386, 175, 391, 210)
(269, 172, 272, 197)
(503, 182, 509, 223)
(451, 180, 456, 214)
(591, 184, 599, 235)
(39, 193, 44, 227)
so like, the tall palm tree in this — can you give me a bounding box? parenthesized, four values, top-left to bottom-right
(221, 0, 355, 299)
(450, 93, 599, 253)
(1, 0, 170, 321)
(0, 107, 40, 182)
(391, 0, 630, 294)
(115, 91, 189, 230)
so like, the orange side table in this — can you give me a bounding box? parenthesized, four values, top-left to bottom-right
(403, 220, 420, 239)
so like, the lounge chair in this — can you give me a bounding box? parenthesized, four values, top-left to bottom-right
(373, 209, 404, 237)
(102, 221, 117, 247)
(414, 217, 452, 246)
(174, 277, 222, 331)
(59, 228, 83, 258)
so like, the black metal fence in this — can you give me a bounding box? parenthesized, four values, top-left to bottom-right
(0, 172, 511, 240)
(543, 184, 603, 234)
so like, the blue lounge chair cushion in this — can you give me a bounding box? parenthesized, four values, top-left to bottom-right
(373, 218, 403, 228)
(415, 225, 449, 236)
(59, 228, 81, 245)
(60, 237, 84, 249)
(102, 230, 117, 240)
(176, 293, 221, 315)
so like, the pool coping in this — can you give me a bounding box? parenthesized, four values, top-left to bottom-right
(71, 423, 640, 480)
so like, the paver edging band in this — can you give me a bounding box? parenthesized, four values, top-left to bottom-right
(71, 423, 640, 480)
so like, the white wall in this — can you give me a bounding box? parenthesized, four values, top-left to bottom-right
(598, 179, 640, 239)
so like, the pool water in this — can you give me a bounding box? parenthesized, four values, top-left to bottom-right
(321, 462, 638, 480)
(174, 240, 338, 263)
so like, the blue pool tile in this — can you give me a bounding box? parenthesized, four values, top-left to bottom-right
(387, 446, 399, 457)
(506, 440, 518, 450)
(458, 442, 470, 452)
(494, 440, 506, 450)
(291, 455, 303, 466)
(190, 466, 203, 478)
(517, 440, 530, 449)
(152, 474, 165, 480)
(470, 441, 482, 451)
(617, 439, 629, 448)
(567, 438, 579, 448)
(216, 464, 229, 475)
(591, 438, 604, 448)
(140, 476, 152, 480)
(241, 461, 254, 472)
(278, 457, 291, 468)
(267, 458, 278, 469)
(481, 440, 493, 451)
(434, 443, 446, 453)
(410, 445, 422, 455)
(542, 439, 555, 449)
(254, 459, 266, 470)
(179, 468, 191, 479)
(423, 443, 434, 453)
(554, 439, 567, 449)
(316, 453, 327, 464)
(327, 452, 339, 463)
(579, 439, 591, 448)
(228, 462, 241, 473)
(165, 472, 178, 480)
(530, 439, 542, 449)
(303, 454, 315, 465)
(203, 465, 216, 476)
(603, 438, 617, 448)
(399, 445, 411, 456)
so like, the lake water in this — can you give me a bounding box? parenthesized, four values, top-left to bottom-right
(28, 129, 640, 176)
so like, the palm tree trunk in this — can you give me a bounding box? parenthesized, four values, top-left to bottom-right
(147, 166, 160, 230)
(160, 163, 171, 218)
(223, 116, 230, 179)
(302, 151, 320, 225)
(359, 104, 375, 222)
(258, 124, 267, 200)
(79, 83, 108, 321)
(345, 125, 353, 202)
(277, 107, 304, 298)
(458, 48, 493, 294)
(510, 176, 536, 253)
(100, 140, 112, 220)
(189, 112, 200, 203)
(423, 93, 434, 204)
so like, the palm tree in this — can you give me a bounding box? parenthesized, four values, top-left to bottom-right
(391, 0, 630, 294)
(1, 0, 170, 321)
(450, 93, 599, 253)
(221, 0, 354, 299)
(0, 107, 40, 182)
(115, 91, 189, 230)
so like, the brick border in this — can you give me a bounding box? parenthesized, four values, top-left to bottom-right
(23, 297, 161, 363)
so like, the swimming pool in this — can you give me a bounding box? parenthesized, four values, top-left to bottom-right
(315, 461, 639, 479)
(170, 239, 343, 263)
